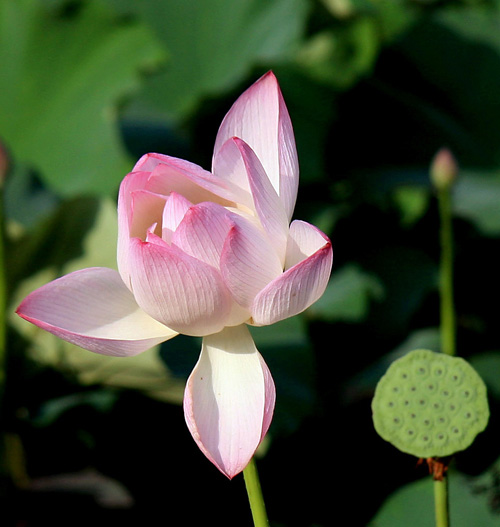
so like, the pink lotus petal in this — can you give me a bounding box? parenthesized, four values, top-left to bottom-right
(232, 137, 289, 265)
(183, 325, 275, 478)
(251, 222, 333, 325)
(285, 219, 332, 269)
(214, 137, 290, 265)
(141, 153, 237, 206)
(117, 171, 151, 231)
(162, 192, 192, 243)
(117, 171, 151, 288)
(220, 215, 283, 308)
(129, 190, 167, 240)
(16, 268, 177, 357)
(212, 144, 253, 210)
(213, 71, 299, 220)
(128, 237, 232, 336)
(171, 201, 232, 269)
(133, 152, 208, 174)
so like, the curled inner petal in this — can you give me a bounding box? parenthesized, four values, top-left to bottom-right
(251, 221, 333, 325)
(214, 137, 289, 266)
(145, 155, 237, 206)
(162, 192, 193, 243)
(171, 201, 232, 269)
(221, 215, 283, 308)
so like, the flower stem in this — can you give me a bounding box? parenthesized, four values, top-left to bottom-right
(243, 457, 269, 527)
(434, 478, 449, 527)
(438, 186, 456, 357)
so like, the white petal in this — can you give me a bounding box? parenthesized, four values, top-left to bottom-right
(183, 325, 275, 478)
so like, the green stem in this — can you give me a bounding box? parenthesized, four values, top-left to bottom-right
(434, 185, 455, 527)
(438, 187, 456, 357)
(0, 188, 6, 404)
(243, 457, 269, 527)
(0, 186, 6, 480)
(434, 477, 450, 527)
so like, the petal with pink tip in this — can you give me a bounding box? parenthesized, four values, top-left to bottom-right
(117, 171, 151, 288)
(128, 236, 232, 336)
(117, 170, 151, 237)
(129, 189, 167, 240)
(171, 201, 231, 269)
(133, 152, 210, 175)
(183, 325, 275, 478)
(284, 219, 332, 269)
(213, 71, 299, 220)
(234, 137, 289, 265)
(220, 215, 283, 309)
(16, 268, 177, 357)
(213, 137, 289, 264)
(251, 222, 333, 325)
(140, 153, 237, 205)
(162, 192, 192, 243)
(211, 139, 254, 210)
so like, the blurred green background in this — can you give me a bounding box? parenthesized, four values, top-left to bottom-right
(2, 0, 500, 525)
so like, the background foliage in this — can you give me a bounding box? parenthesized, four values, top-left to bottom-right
(2, 0, 500, 525)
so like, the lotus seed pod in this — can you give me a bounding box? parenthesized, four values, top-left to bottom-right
(372, 349, 489, 458)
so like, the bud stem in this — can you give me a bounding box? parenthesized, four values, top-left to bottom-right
(434, 166, 456, 527)
(438, 185, 456, 357)
(0, 182, 7, 481)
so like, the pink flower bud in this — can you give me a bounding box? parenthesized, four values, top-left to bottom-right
(430, 148, 459, 190)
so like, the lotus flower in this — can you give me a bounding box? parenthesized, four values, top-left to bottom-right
(16, 72, 333, 478)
